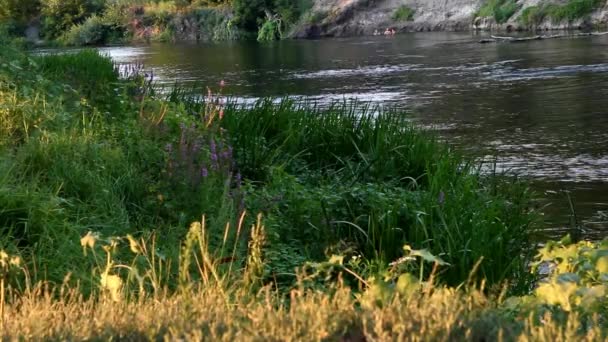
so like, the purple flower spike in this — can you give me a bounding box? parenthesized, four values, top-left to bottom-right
(201, 166, 208, 178)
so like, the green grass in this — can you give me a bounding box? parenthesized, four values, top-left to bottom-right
(392, 6, 415, 21)
(478, 0, 521, 24)
(519, 0, 605, 27)
(1, 30, 608, 341)
(0, 40, 540, 293)
(213, 99, 537, 288)
(546, 0, 604, 23)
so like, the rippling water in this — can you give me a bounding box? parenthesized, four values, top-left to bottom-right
(89, 32, 608, 238)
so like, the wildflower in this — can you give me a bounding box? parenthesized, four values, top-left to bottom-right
(201, 166, 209, 178)
(221, 146, 233, 160)
(9, 256, 21, 267)
(80, 231, 99, 249)
(100, 272, 123, 302)
(126, 234, 142, 254)
(220, 80, 226, 88)
(219, 109, 224, 120)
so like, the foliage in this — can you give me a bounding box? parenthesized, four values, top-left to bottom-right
(502, 235, 608, 328)
(519, 5, 546, 27)
(0, 0, 41, 33)
(195, 7, 239, 41)
(546, 0, 604, 23)
(40, 0, 105, 39)
(392, 6, 415, 22)
(233, 0, 311, 34)
(257, 16, 282, 41)
(2, 234, 608, 340)
(478, 0, 520, 24)
(519, 0, 604, 27)
(1, 33, 607, 340)
(59, 15, 111, 45)
(216, 99, 538, 289)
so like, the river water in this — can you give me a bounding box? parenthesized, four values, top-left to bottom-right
(98, 32, 608, 239)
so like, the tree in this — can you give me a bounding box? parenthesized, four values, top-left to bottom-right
(232, 0, 268, 31)
(0, 0, 41, 30)
(40, 0, 104, 39)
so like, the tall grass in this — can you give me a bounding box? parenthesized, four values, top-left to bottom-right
(213, 99, 538, 289)
(1, 30, 606, 341)
(2, 38, 536, 296)
(478, 0, 520, 24)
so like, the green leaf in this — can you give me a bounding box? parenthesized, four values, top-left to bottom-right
(404, 245, 450, 265)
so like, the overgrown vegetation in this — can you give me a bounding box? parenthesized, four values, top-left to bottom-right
(0, 0, 313, 45)
(477, 0, 521, 24)
(519, 0, 605, 27)
(392, 5, 415, 22)
(1, 33, 607, 340)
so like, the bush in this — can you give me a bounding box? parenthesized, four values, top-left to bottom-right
(519, 6, 546, 27)
(59, 15, 110, 46)
(40, 0, 105, 39)
(393, 6, 415, 21)
(257, 17, 282, 41)
(0, 0, 41, 34)
(477, 0, 520, 24)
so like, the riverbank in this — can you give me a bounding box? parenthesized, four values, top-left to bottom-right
(294, 0, 608, 38)
(3, 0, 608, 46)
(1, 30, 608, 340)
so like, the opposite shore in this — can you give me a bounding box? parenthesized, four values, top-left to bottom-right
(2, 0, 608, 47)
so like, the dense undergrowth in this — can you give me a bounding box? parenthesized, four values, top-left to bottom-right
(0, 0, 312, 45)
(1, 36, 607, 339)
(477, 0, 606, 27)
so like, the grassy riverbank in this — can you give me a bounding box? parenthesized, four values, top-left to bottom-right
(1, 37, 607, 340)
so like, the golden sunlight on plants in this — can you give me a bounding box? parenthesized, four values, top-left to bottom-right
(1, 32, 608, 341)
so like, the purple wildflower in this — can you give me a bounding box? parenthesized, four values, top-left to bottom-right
(209, 139, 217, 154)
(201, 166, 208, 178)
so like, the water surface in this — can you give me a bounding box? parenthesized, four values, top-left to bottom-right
(98, 32, 608, 238)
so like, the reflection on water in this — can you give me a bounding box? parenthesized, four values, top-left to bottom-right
(93, 33, 608, 238)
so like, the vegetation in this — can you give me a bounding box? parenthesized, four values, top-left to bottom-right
(519, 0, 605, 27)
(0, 0, 313, 45)
(1, 29, 608, 339)
(393, 6, 415, 22)
(477, 0, 521, 24)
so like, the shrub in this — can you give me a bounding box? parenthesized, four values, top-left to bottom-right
(393, 6, 415, 21)
(519, 6, 546, 27)
(59, 15, 109, 46)
(477, 0, 520, 24)
(40, 0, 105, 39)
(0, 0, 41, 34)
(257, 17, 282, 41)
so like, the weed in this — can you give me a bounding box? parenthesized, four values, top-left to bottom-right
(478, 0, 521, 24)
(393, 6, 415, 21)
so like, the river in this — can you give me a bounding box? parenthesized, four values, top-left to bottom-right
(96, 32, 608, 239)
